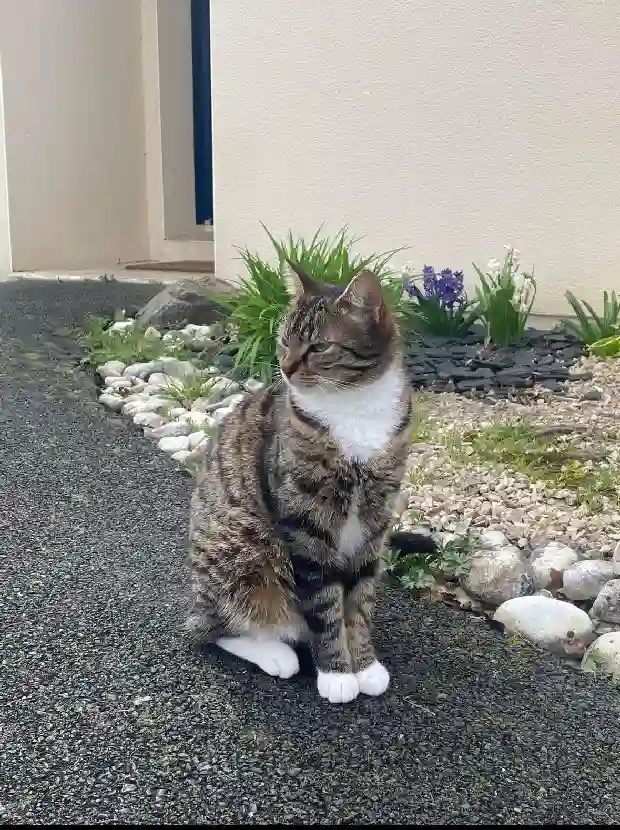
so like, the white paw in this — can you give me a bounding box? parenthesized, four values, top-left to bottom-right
(356, 660, 390, 696)
(317, 671, 360, 704)
(256, 642, 300, 679)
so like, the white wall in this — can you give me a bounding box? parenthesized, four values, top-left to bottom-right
(0, 0, 149, 271)
(210, 0, 620, 315)
(0, 55, 10, 273)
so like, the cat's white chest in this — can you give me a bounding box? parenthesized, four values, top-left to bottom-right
(291, 364, 406, 463)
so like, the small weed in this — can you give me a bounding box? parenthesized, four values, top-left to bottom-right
(76, 316, 194, 368)
(384, 531, 476, 590)
(162, 376, 215, 408)
(462, 419, 620, 510)
(583, 647, 605, 674)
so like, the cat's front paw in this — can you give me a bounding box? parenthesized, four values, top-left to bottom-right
(317, 671, 360, 704)
(356, 660, 390, 696)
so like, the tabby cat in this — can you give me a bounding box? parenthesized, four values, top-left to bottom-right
(186, 262, 435, 704)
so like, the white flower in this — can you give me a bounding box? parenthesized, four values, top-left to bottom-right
(401, 261, 415, 277)
(512, 272, 525, 292)
(487, 258, 501, 277)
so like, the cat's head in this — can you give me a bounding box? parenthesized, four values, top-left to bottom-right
(277, 260, 399, 389)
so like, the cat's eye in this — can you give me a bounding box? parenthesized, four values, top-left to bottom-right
(309, 342, 331, 353)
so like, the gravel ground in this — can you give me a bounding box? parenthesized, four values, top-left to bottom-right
(2, 279, 620, 825)
(405, 366, 620, 556)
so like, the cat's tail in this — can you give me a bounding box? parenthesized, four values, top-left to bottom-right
(387, 529, 437, 555)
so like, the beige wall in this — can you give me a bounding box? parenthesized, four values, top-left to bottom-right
(211, 0, 620, 315)
(0, 55, 10, 273)
(0, 0, 149, 271)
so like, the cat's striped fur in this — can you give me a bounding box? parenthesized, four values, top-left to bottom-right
(186, 264, 434, 703)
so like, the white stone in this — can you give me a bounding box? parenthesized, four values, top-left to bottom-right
(123, 361, 157, 379)
(105, 377, 133, 392)
(122, 396, 170, 417)
(191, 396, 213, 413)
(98, 393, 124, 412)
(614, 540, 620, 563)
(146, 372, 175, 391)
(155, 357, 199, 380)
(188, 430, 207, 450)
(461, 545, 532, 605)
(245, 378, 266, 393)
(582, 632, 620, 677)
(109, 320, 134, 333)
(97, 360, 126, 378)
(132, 412, 165, 429)
(122, 401, 152, 416)
(479, 530, 509, 549)
(495, 595, 594, 656)
(169, 406, 188, 419)
(212, 406, 234, 424)
(589, 579, 620, 625)
(150, 422, 191, 439)
(143, 326, 162, 340)
(180, 411, 211, 430)
(530, 542, 579, 590)
(562, 560, 618, 601)
(171, 450, 192, 463)
(158, 436, 191, 454)
(204, 392, 246, 412)
(209, 377, 242, 399)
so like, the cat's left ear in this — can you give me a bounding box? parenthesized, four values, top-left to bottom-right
(282, 258, 319, 298)
(336, 269, 385, 322)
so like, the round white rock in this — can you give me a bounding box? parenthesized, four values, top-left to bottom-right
(494, 595, 594, 656)
(581, 632, 620, 677)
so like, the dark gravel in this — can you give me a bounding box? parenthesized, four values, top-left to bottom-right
(1, 279, 620, 825)
(405, 330, 588, 398)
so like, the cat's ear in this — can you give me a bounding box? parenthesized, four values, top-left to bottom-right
(282, 258, 318, 298)
(336, 269, 385, 321)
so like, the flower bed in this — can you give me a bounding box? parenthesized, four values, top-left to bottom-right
(77, 227, 620, 684)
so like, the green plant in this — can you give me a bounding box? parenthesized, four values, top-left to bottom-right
(588, 334, 620, 358)
(563, 290, 620, 345)
(162, 376, 215, 408)
(216, 226, 406, 383)
(472, 247, 536, 346)
(77, 316, 170, 367)
(383, 530, 476, 590)
(462, 420, 620, 510)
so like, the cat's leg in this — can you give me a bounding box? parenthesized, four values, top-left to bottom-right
(215, 636, 300, 678)
(293, 557, 360, 704)
(345, 555, 390, 697)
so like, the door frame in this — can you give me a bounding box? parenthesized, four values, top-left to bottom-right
(141, 0, 213, 259)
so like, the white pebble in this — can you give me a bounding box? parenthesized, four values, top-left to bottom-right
(530, 542, 579, 590)
(582, 632, 620, 677)
(98, 393, 124, 412)
(158, 436, 190, 454)
(562, 561, 618, 601)
(171, 450, 192, 463)
(188, 431, 207, 450)
(150, 422, 191, 438)
(143, 326, 162, 340)
(495, 595, 594, 656)
(123, 361, 157, 379)
(245, 378, 266, 393)
(479, 530, 509, 549)
(97, 360, 126, 378)
(109, 320, 134, 333)
(132, 412, 165, 429)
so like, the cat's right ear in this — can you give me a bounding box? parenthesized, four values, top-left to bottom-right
(282, 258, 318, 298)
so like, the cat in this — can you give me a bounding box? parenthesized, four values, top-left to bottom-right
(186, 261, 435, 703)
